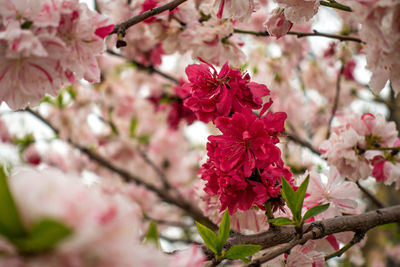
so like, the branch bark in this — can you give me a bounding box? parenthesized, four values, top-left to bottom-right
(110, 0, 187, 35)
(228, 205, 400, 252)
(233, 29, 364, 43)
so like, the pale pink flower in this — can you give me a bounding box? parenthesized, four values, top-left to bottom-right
(3, 167, 180, 267)
(303, 168, 360, 219)
(347, 0, 400, 94)
(264, 8, 293, 38)
(213, 0, 255, 22)
(274, 0, 319, 23)
(171, 245, 205, 267)
(286, 240, 326, 267)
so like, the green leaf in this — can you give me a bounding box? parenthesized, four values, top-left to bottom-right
(11, 218, 72, 254)
(144, 221, 160, 247)
(195, 221, 219, 255)
(129, 117, 138, 138)
(281, 177, 296, 217)
(294, 175, 310, 221)
(21, 20, 33, 29)
(268, 217, 295, 226)
(217, 209, 230, 255)
(0, 167, 26, 239)
(224, 244, 262, 261)
(303, 203, 330, 221)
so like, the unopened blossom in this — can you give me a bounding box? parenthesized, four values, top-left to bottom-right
(184, 61, 270, 123)
(213, 0, 255, 22)
(347, 0, 400, 94)
(0, 0, 113, 109)
(274, 0, 320, 23)
(264, 8, 293, 38)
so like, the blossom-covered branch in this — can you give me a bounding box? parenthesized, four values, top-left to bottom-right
(25, 108, 217, 230)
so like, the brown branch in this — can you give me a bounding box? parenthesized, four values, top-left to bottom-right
(228, 205, 400, 256)
(325, 232, 365, 261)
(233, 28, 364, 43)
(106, 49, 179, 84)
(25, 108, 217, 230)
(356, 181, 384, 209)
(285, 133, 320, 155)
(110, 0, 187, 35)
(327, 64, 344, 138)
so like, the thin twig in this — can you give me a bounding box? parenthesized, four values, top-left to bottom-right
(110, 0, 187, 35)
(285, 133, 320, 155)
(24, 108, 217, 230)
(106, 49, 179, 84)
(233, 29, 364, 43)
(137, 148, 171, 190)
(356, 181, 384, 209)
(325, 232, 365, 261)
(320, 0, 352, 12)
(327, 64, 344, 138)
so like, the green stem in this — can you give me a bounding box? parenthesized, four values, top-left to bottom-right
(325, 232, 365, 260)
(265, 202, 274, 220)
(320, 1, 352, 12)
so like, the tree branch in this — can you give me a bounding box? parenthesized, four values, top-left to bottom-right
(106, 49, 179, 84)
(356, 181, 385, 209)
(233, 29, 364, 43)
(325, 232, 365, 261)
(320, 0, 352, 12)
(110, 0, 187, 35)
(327, 64, 344, 138)
(24, 108, 217, 230)
(228, 205, 400, 253)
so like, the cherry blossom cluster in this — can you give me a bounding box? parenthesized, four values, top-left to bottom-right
(320, 113, 400, 185)
(347, 0, 400, 95)
(0, 0, 113, 109)
(184, 60, 293, 214)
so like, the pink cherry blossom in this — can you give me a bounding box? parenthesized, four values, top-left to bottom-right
(213, 0, 255, 22)
(347, 0, 400, 94)
(0, 0, 113, 109)
(285, 240, 326, 267)
(274, 0, 320, 23)
(264, 8, 293, 38)
(303, 168, 360, 219)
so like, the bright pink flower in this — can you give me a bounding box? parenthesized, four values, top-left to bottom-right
(207, 109, 285, 177)
(264, 8, 293, 38)
(343, 59, 356, 81)
(200, 109, 292, 214)
(184, 60, 270, 123)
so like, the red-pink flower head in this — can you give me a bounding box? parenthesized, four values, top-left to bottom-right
(183, 60, 270, 123)
(200, 108, 291, 214)
(207, 109, 286, 177)
(200, 159, 293, 214)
